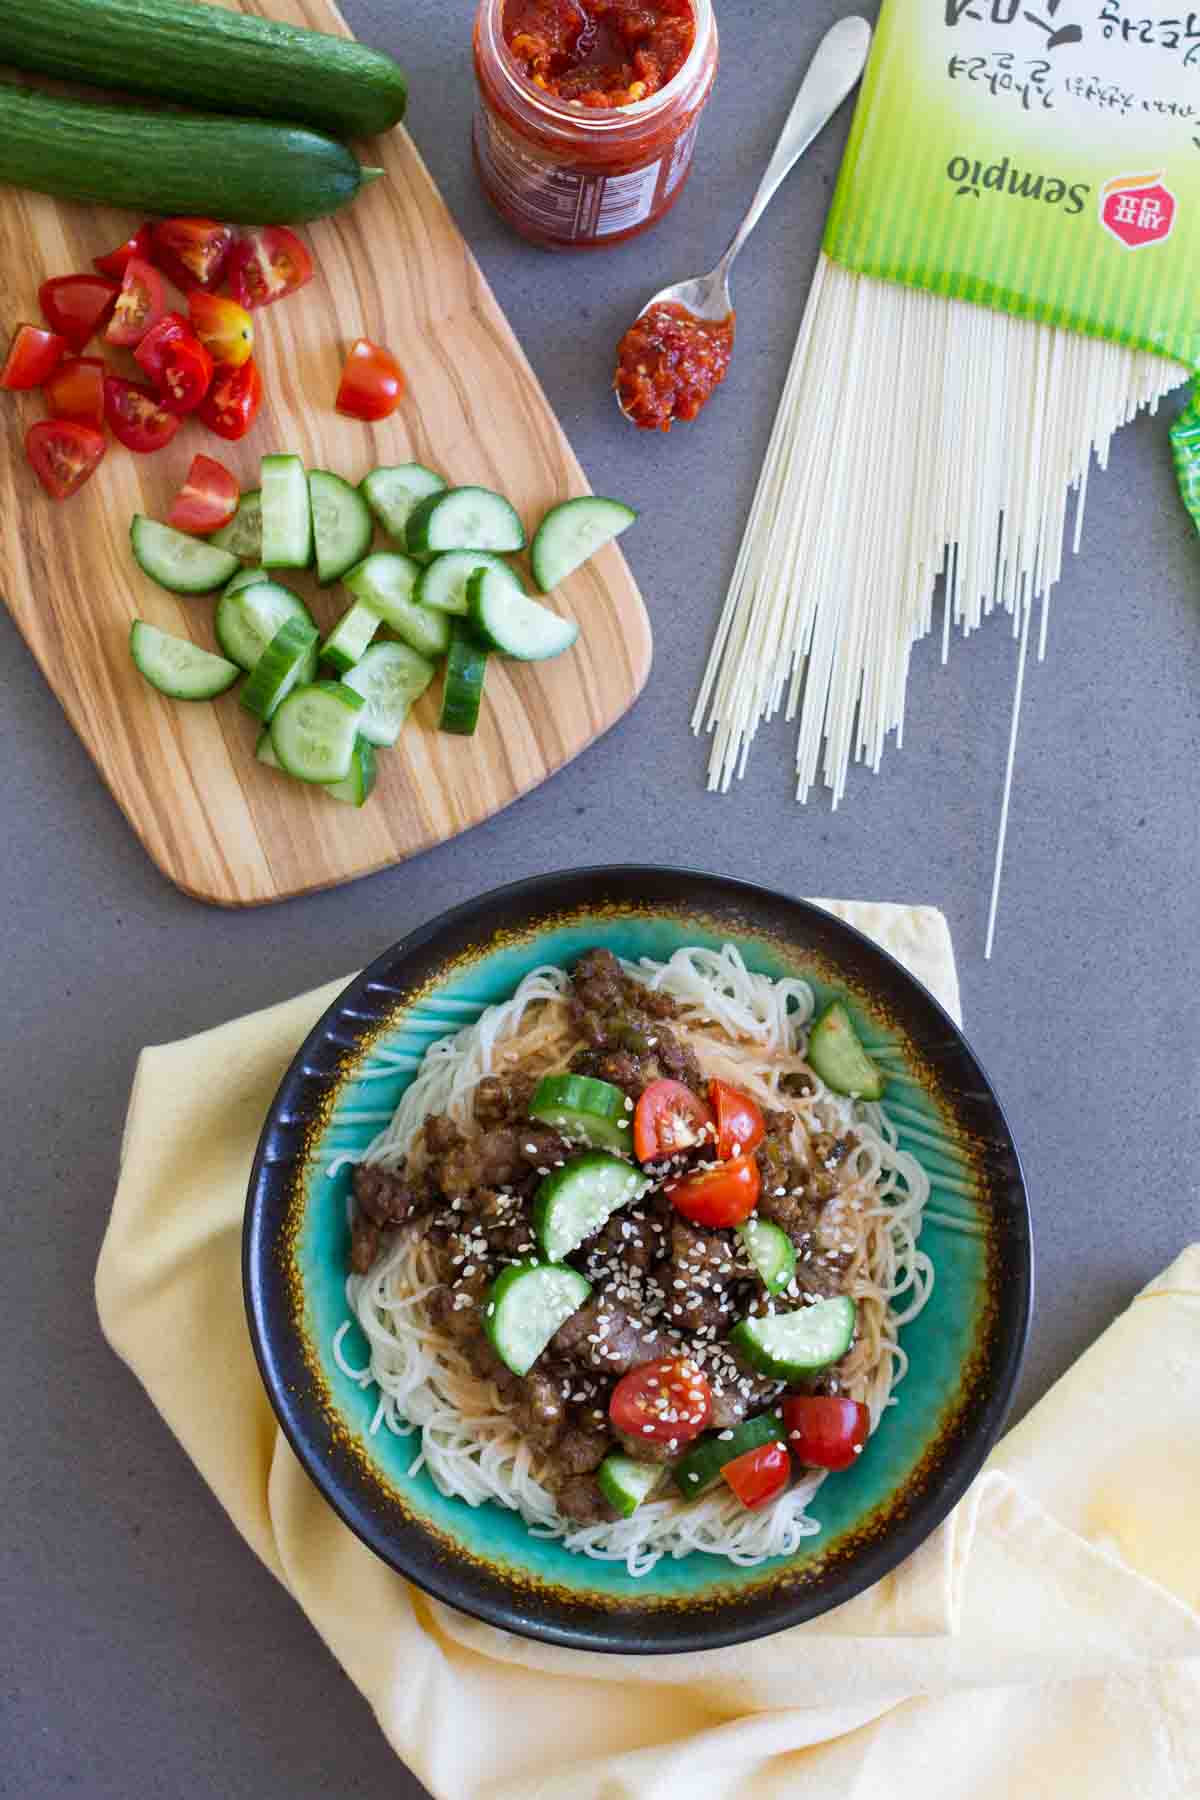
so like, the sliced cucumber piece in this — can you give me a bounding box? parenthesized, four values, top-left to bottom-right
(528, 1074, 632, 1152)
(806, 1001, 886, 1100)
(309, 469, 373, 586)
(129, 621, 238, 701)
(729, 1296, 857, 1382)
(532, 1151, 648, 1262)
(467, 565, 579, 662)
(344, 552, 452, 658)
(240, 616, 320, 722)
(482, 1261, 591, 1377)
(672, 1412, 786, 1500)
(321, 599, 381, 674)
(215, 579, 314, 672)
(341, 639, 435, 747)
(439, 622, 487, 735)
(269, 680, 365, 784)
(360, 463, 447, 550)
(738, 1217, 797, 1296)
(224, 565, 270, 597)
(415, 549, 520, 617)
(260, 453, 312, 570)
(407, 485, 526, 556)
(256, 727, 377, 806)
(597, 1454, 663, 1518)
(210, 489, 261, 562)
(530, 496, 637, 593)
(130, 515, 240, 595)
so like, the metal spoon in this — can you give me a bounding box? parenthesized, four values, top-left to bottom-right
(616, 15, 872, 420)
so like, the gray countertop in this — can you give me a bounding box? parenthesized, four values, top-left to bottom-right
(5, 2, 1199, 1794)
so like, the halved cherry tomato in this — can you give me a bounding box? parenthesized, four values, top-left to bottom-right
(103, 376, 181, 454)
(187, 291, 253, 369)
(25, 420, 105, 499)
(197, 356, 263, 441)
(44, 356, 106, 429)
(168, 453, 239, 534)
(666, 1153, 761, 1228)
(1, 324, 67, 389)
(227, 226, 313, 309)
(38, 275, 119, 353)
(609, 1355, 712, 1446)
(150, 218, 235, 293)
(336, 335, 404, 422)
(781, 1397, 870, 1472)
(709, 1080, 765, 1161)
(105, 258, 166, 349)
(133, 312, 212, 415)
(93, 223, 154, 280)
(633, 1078, 713, 1163)
(721, 1441, 792, 1510)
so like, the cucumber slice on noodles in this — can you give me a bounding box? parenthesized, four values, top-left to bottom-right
(130, 514, 240, 594)
(729, 1296, 856, 1382)
(415, 549, 520, 616)
(597, 1454, 663, 1518)
(528, 1073, 632, 1151)
(672, 1412, 786, 1500)
(438, 621, 487, 735)
(260, 452, 312, 570)
(210, 488, 261, 561)
(806, 1001, 886, 1100)
(360, 463, 447, 549)
(130, 621, 238, 700)
(532, 1151, 649, 1262)
(239, 615, 319, 721)
(530, 496, 636, 593)
(483, 1261, 591, 1377)
(269, 680, 364, 784)
(215, 579, 313, 671)
(308, 468, 373, 585)
(467, 565, 578, 661)
(340, 639, 435, 746)
(737, 1216, 797, 1296)
(320, 598, 381, 674)
(344, 552, 451, 658)
(406, 484, 526, 556)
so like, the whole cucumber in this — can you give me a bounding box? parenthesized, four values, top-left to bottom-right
(0, 84, 381, 225)
(0, 0, 406, 141)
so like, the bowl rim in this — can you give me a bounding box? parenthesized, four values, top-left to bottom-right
(243, 865, 1033, 1654)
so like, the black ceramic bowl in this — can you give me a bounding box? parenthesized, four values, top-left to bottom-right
(244, 867, 1031, 1654)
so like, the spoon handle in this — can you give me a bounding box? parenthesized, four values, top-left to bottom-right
(720, 16, 872, 278)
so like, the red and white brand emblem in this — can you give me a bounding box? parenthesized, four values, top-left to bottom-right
(1100, 174, 1176, 250)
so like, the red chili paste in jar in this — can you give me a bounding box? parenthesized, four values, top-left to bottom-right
(614, 301, 735, 430)
(504, 0, 695, 108)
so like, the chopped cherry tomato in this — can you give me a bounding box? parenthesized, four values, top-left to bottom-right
(666, 1153, 761, 1228)
(197, 356, 263, 441)
(187, 291, 253, 369)
(609, 1355, 712, 1445)
(150, 218, 235, 293)
(133, 312, 213, 415)
(93, 223, 154, 280)
(1, 324, 67, 389)
(709, 1081, 765, 1160)
(781, 1397, 871, 1472)
(227, 226, 313, 309)
(105, 258, 166, 348)
(44, 356, 106, 429)
(25, 419, 105, 499)
(336, 335, 404, 422)
(633, 1078, 714, 1163)
(102, 376, 181, 454)
(721, 1440, 792, 1510)
(167, 453, 240, 534)
(38, 275, 119, 353)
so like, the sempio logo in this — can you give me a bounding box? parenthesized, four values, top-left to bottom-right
(947, 153, 1090, 214)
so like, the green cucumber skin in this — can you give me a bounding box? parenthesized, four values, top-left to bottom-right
(0, 0, 406, 141)
(729, 1296, 857, 1381)
(0, 84, 375, 225)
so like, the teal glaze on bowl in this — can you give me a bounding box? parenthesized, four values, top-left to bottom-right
(245, 869, 1030, 1652)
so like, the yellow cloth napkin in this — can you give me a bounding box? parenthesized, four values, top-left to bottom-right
(95, 905, 1200, 1800)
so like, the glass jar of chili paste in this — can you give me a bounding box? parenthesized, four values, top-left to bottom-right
(472, 0, 718, 250)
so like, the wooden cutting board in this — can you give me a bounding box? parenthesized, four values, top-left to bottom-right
(0, 0, 652, 906)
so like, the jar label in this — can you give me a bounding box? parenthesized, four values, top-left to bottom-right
(475, 107, 686, 244)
